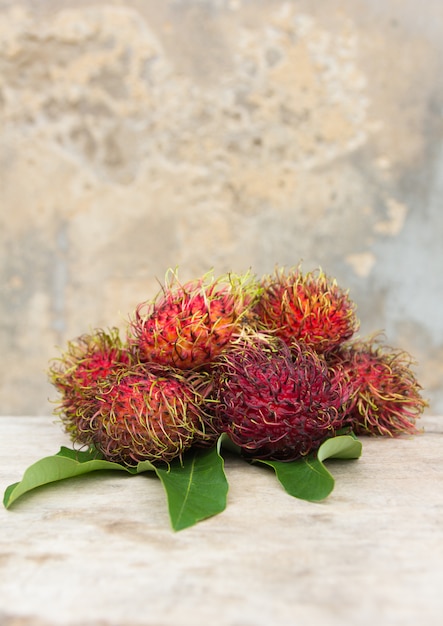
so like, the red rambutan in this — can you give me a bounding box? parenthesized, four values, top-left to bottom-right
(253, 266, 359, 353)
(49, 328, 132, 440)
(327, 336, 427, 436)
(212, 332, 347, 461)
(83, 366, 218, 465)
(52, 347, 218, 465)
(128, 269, 260, 370)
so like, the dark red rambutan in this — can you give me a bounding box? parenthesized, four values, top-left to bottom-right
(327, 336, 427, 436)
(49, 328, 132, 440)
(128, 269, 261, 370)
(253, 266, 359, 354)
(211, 332, 347, 461)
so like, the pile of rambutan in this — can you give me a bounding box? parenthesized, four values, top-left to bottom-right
(49, 265, 427, 467)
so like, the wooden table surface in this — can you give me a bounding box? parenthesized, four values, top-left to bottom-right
(1, 414, 442, 626)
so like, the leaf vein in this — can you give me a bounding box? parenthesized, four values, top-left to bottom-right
(175, 457, 196, 526)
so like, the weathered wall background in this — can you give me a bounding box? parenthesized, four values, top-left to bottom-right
(1, 0, 442, 415)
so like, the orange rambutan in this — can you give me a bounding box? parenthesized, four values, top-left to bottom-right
(253, 266, 359, 354)
(128, 269, 260, 370)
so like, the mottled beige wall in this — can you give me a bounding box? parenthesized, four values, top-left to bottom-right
(1, 0, 442, 415)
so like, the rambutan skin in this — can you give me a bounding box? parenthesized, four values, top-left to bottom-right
(128, 269, 261, 370)
(212, 333, 346, 461)
(327, 337, 428, 436)
(253, 266, 359, 354)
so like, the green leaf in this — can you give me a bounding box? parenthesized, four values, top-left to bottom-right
(3, 434, 361, 529)
(317, 433, 362, 463)
(255, 434, 362, 502)
(4, 440, 229, 531)
(155, 438, 229, 531)
(3, 446, 156, 509)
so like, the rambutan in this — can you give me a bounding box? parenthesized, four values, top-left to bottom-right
(211, 332, 347, 461)
(327, 336, 427, 436)
(128, 269, 261, 370)
(253, 266, 359, 353)
(80, 366, 218, 465)
(52, 349, 217, 465)
(49, 328, 132, 441)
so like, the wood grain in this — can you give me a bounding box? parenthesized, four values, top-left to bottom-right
(1, 415, 442, 626)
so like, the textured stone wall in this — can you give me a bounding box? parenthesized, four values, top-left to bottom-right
(1, 0, 442, 415)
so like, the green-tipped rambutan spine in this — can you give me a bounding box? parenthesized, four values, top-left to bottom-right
(211, 331, 347, 461)
(128, 268, 262, 370)
(253, 265, 359, 354)
(327, 336, 428, 436)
